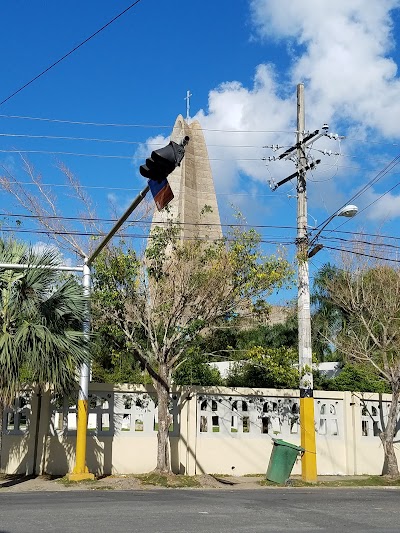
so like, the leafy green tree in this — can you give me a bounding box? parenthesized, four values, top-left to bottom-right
(173, 348, 222, 386)
(226, 346, 299, 389)
(0, 240, 90, 468)
(322, 258, 400, 477)
(327, 363, 390, 393)
(237, 316, 298, 351)
(92, 222, 293, 473)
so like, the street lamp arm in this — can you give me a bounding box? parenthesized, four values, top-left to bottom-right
(308, 213, 337, 248)
(308, 204, 358, 249)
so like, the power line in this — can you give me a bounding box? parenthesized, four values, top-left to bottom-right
(353, 178, 400, 218)
(0, 210, 299, 230)
(325, 228, 400, 241)
(0, 113, 295, 134)
(0, 148, 269, 162)
(0, 132, 277, 150)
(0, 0, 144, 107)
(2, 149, 396, 182)
(313, 153, 400, 235)
(2, 148, 395, 170)
(322, 235, 400, 252)
(0, 114, 172, 129)
(2, 208, 400, 242)
(0, 178, 286, 197)
(0, 225, 293, 247)
(335, 153, 400, 217)
(323, 244, 400, 263)
(4, 220, 400, 257)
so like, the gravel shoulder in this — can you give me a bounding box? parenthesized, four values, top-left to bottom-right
(1, 473, 400, 492)
(0, 473, 261, 492)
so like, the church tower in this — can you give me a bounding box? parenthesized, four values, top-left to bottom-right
(150, 115, 222, 241)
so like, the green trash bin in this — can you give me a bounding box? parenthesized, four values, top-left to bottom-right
(266, 439, 304, 484)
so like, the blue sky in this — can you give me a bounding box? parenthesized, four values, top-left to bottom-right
(1, 0, 400, 301)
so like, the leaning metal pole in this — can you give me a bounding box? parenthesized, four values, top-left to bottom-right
(68, 137, 188, 479)
(296, 83, 317, 482)
(88, 185, 150, 265)
(68, 184, 151, 480)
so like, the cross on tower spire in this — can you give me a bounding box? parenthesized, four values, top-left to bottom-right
(184, 90, 192, 121)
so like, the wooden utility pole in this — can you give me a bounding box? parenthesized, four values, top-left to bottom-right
(296, 83, 317, 482)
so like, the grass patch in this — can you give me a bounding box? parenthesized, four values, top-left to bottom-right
(136, 473, 201, 488)
(317, 476, 400, 487)
(56, 476, 98, 486)
(259, 475, 400, 487)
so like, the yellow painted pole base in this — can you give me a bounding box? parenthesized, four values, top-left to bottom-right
(66, 471, 95, 482)
(300, 396, 317, 483)
(69, 398, 95, 481)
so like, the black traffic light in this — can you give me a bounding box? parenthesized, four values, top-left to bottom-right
(140, 136, 190, 182)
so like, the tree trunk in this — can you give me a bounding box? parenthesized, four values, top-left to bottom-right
(32, 389, 42, 476)
(0, 400, 3, 474)
(154, 363, 172, 474)
(380, 387, 400, 477)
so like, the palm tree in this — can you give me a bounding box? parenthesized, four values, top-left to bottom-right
(0, 240, 90, 472)
(311, 263, 348, 361)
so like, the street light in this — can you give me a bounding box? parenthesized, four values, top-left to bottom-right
(308, 205, 358, 258)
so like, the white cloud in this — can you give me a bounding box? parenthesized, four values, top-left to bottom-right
(362, 188, 400, 221)
(193, 64, 295, 192)
(32, 241, 73, 266)
(141, 1, 400, 223)
(249, 0, 400, 135)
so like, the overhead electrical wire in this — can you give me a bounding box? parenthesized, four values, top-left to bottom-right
(0, 148, 393, 171)
(0, 225, 293, 246)
(350, 178, 400, 219)
(0, 0, 144, 107)
(1, 210, 400, 243)
(0, 113, 295, 134)
(0, 178, 286, 197)
(323, 228, 400, 241)
(321, 235, 400, 252)
(322, 245, 400, 263)
(312, 152, 400, 236)
(0, 148, 270, 162)
(0, 211, 299, 231)
(1, 224, 398, 264)
(0, 147, 378, 176)
(0, 132, 286, 150)
(4, 131, 399, 163)
(3, 113, 400, 147)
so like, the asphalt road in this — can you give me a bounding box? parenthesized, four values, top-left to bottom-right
(0, 488, 399, 533)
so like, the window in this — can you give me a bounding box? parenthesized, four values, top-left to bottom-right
(360, 401, 383, 438)
(317, 401, 340, 437)
(4, 392, 32, 435)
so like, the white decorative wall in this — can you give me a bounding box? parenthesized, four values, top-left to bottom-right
(1, 385, 398, 477)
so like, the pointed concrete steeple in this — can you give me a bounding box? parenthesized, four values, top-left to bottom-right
(150, 115, 222, 241)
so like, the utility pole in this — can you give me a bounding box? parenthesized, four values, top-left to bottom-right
(269, 83, 319, 482)
(269, 85, 348, 481)
(296, 83, 317, 482)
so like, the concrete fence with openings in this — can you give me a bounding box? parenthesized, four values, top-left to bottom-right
(1, 384, 398, 476)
